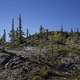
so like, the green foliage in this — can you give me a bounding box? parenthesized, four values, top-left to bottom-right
(32, 67, 48, 80)
(39, 67, 48, 77)
(66, 37, 77, 48)
(9, 15, 25, 48)
(2, 29, 6, 42)
(49, 32, 62, 42)
(32, 76, 41, 80)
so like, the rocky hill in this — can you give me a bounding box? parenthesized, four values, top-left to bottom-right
(0, 45, 80, 80)
(0, 30, 80, 80)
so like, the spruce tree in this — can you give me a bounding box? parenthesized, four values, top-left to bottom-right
(18, 14, 24, 44)
(40, 25, 43, 38)
(11, 18, 15, 43)
(9, 18, 15, 43)
(70, 28, 73, 38)
(61, 24, 63, 33)
(3, 29, 6, 42)
(71, 28, 73, 33)
(77, 27, 79, 33)
(16, 27, 19, 37)
(26, 28, 29, 38)
(40, 25, 43, 33)
(45, 29, 48, 40)
(60, 24, 64, 43)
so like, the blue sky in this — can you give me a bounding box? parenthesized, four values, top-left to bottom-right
(0, 0, 80, 40)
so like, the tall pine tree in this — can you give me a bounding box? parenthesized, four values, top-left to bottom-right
(3, 29, 6, 42)
(9, 18, 15, 43)
(45, 29, 48, 40)
(26, 28, 29, 38)
(40, 25, 44, 38)
(18, 14, 24, 44)
(11, 18, 15, 43)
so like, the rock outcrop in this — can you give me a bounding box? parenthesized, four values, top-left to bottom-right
(0, 49, 80, 80)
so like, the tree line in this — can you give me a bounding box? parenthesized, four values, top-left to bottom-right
(0, 14, 80, 48)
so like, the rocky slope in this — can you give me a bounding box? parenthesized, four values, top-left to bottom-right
(0, 47, 80, 80)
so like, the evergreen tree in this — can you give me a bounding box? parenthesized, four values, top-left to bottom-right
(18, 14, 24, 44)
(16, 27, 19, 37)
(26, 28, 29, 38)
(9, 18, 16, 44)
(60, 24, 64, 43)
(45, 29, 48, 40)
(11, 18, 15, 43)
(0, 29, 6, 50)
(3, 29, 6, 42)
(70, 28, 73, 33)
(77, 27, 79, 33)
(40, 25, 43, 33)
(70, 28, 74, 38)
(40, 25, 44, 38)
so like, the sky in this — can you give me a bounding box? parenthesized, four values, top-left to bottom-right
(0, 0, 80, 40)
